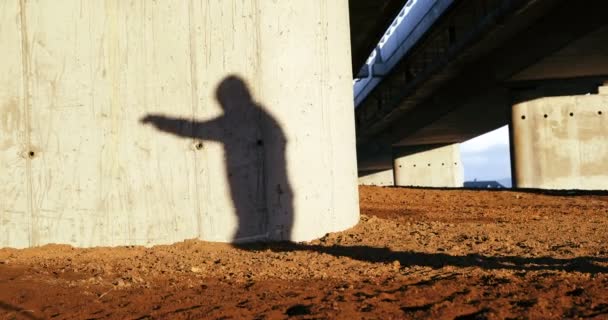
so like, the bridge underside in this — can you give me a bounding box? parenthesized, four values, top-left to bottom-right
(356, 0, 608, 181)
(348, 0, 408, 74)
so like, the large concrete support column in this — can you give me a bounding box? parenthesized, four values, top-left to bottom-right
(0, 1, 359, 248)
(392, 144, 463, 187)
(511, 85, 608, 190)
(358, 169, 394, 187)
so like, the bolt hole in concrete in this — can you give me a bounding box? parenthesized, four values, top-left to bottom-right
(413, 164, 417, 167)
(442, 163, 445, 166)
(521, 115, 526, 120)
(599, 111, 603, 115)
(570, 112, 574, 117)
(28, 151, 35, 158)
(544, 114, 548, 118)
(195, 142, 203, 150)
(427, 163, 431, 167)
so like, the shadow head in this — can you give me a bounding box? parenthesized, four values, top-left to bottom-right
(215, 75, 254, 111)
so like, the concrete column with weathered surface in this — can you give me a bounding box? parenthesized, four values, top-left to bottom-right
(0, 0, 359, 248)
(358, 169, 394, 187)
(392, 144, 463, 187)
(511, 85, 608, 190)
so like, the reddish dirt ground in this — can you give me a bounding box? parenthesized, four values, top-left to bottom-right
(2, 186, 608, 319)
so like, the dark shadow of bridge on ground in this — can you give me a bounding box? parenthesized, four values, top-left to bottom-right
(238, 242, 608, 275)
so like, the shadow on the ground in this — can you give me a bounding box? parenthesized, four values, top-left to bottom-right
(239, 242, 608, 274)
(0, 301, 42, 320)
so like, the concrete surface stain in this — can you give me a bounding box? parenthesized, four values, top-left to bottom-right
(0, 99, 21, 150)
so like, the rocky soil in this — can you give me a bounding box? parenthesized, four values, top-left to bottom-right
(1, 186, 608, 319)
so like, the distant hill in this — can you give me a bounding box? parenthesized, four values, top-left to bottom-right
(463, 177, 512, 189)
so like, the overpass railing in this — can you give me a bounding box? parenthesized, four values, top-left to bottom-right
(353, 0, 455, 107)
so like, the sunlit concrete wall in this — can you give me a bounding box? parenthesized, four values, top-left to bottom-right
(358, 169, 394, 187)
(512, 87, 608, 190)
(393, 144, 463, 187)
(0, 0, 359, 248)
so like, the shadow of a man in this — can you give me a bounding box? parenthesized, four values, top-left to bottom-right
(141, 75, 293, 243)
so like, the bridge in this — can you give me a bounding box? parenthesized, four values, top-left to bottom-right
(1, 0, 607, 249)
(352, 0, 608, 189)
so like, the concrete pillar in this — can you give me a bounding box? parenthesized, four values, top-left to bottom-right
(511, 85, 608, 190)
(358, 169, 394, 187)
(0, 0, 359, 248)
(393, 144, 463, 187)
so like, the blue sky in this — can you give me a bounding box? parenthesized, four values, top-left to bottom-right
(460, 125, 511, 184)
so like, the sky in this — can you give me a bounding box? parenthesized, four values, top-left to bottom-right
(460, 125, 512, 185)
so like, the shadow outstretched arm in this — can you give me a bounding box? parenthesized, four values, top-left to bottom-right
(141, 114, 222, 141)
(140, 114, 192, 137)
